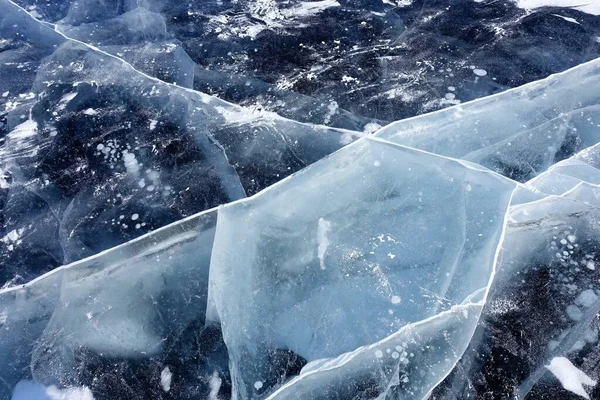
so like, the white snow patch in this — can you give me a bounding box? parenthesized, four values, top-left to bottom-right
(363, 122, 382, 134)
(285, 0, 340, 17)
(323, 101, 339, 125)
(9, 119, 38, 139)
(58, 92, 77, 110)
(586, 260, 595, 270)
(546, 357, 596, 399)
(11, 380, 95, 400)
(215, 106, 262, 124)
(515, 0, 600, 15)
(0, 168, 9, 189)
(160, 366, 172, 392)
(83, 108, 98, 115)
(149, 119, 158, 130)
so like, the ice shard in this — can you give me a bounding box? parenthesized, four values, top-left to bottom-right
(0, 209, 228, 399)
(376, 57, 600, 182)
(207, 137, 516, 399)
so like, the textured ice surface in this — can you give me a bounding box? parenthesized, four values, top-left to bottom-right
(0, 0, 353, 285)
(2, 0, 600, 286)
(1, 61, 600, 397)
(7, 0, 600, 125)
(515, 0, 600, 15)
(433, 143, 600, 399)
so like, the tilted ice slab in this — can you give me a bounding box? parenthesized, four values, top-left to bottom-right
(0, 209, 221, 399)
(376, 57, 600, 182)
(434, 143, 600, 399)
(207, 137, 516, 399)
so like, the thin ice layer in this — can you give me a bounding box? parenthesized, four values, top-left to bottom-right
(376, 57, 600, 182)
(0, 210, 226, 399)
(207, 137, 516, 399)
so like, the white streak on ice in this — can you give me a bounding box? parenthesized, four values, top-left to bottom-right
(317, 218, 331, 270)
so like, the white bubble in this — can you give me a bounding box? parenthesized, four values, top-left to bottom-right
(131, 213, 139, 221)
(586, 260, 596, 270)
(254, 381, 263, 390)
(473, 69, 487, 77)
(391, 295, 401, 304)
(375, 350, 383, 358)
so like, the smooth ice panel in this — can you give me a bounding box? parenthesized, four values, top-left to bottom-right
(208, 137, 516, 399)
